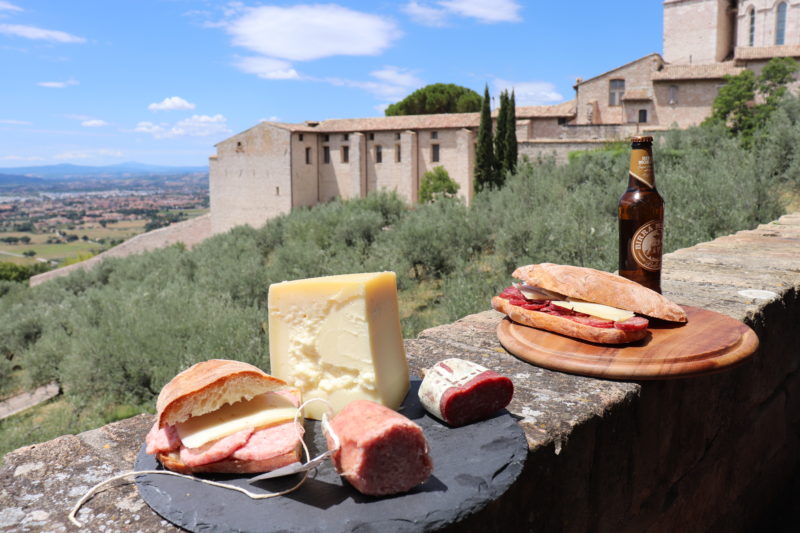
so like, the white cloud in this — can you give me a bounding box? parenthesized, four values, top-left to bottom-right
(326, 66, 423, 102)
(135, 114, 230, 139)
(0, 2, 23, 12)
(0, 23, 85, 43)
(402, 1, 448, 27)
(0, 155, 44, 162)
(54, 149, 123, 161)
(134, 121, 166, 135)
(439, 0, 521, 23)
(226, 4, 401, 62)
(148, 96, 196, 112)
(234, 56, 299, 80)
(493, 79, 563, 106)
(38, 79, 79, 88)
(0, 118, 31, 125)
(403, 0, 521, 26)
(81, 119, 108, 127)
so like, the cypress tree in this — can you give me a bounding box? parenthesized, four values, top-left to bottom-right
(494, 90, 508, 180)
(474, 85, 495, 193)
(504, 90, 518, 176)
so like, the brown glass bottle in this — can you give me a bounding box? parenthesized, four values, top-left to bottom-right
(619, 136, 664, 293)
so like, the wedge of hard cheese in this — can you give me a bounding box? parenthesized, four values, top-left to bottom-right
(268, 272, 410, 420)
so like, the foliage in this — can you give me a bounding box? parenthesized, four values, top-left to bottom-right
(504, 90, 518, 175)
(474, 85, 496, 192)
(419, 166, 460, 203)
(705, 57, 799, 143)
(0, 261, 50, 282)
(494, 89, 518, 180)
(494, 90, 509, 176)
(384, 83, 481, 116)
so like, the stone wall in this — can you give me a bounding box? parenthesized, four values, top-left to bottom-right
(209, 124, 293, 235)
(4, 213, 799, 531)
(575, 55, 663, 126)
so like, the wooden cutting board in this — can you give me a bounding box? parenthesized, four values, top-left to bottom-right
(496, 306, 758, 380)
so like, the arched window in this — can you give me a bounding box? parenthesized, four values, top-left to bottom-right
(749, 7, 756, 46)
(776, 2, 787, 45)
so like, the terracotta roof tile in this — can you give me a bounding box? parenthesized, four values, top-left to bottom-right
(735, 44, 800, 60)
(516, 100, 576, 117)
(265, 100, 577, 133)
(651, 62, 744, 80)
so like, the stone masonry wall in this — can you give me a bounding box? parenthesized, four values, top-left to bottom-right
(2, 213, 799, 531)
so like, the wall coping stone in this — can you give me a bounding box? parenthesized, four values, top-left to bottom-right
(1, 213, 799, 532)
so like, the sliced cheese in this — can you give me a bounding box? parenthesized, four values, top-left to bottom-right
(550, 300, 635, 322)
(513, 283, 564, 301)
(268, 272, 410, 420)
(176, 392, 298, 449)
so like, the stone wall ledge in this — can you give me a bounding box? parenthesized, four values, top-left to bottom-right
(2, 213, 799, 532)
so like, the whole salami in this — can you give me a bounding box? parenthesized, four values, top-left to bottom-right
(418, 358, 514, 427)
(324, 400, 433, 496)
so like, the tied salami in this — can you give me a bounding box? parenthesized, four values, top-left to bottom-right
(418, 358, 514, 427)
(325, 400, 433, 496)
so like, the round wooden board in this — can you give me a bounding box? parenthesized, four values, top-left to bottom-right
(496, 306, 759, 380)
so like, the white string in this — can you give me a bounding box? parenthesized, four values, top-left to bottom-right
(68, 468, 308, 527)
(69, 397, 340, 528)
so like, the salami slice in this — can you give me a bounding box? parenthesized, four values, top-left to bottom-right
(145, 422, 181, 455)
(179, 428, 253, 467)
(614, 316, 649, 331)
(418, 359, 514, 427)
(231, 422, 304, 462)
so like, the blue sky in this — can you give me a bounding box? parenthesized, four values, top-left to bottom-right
(0, 1, 663, 168)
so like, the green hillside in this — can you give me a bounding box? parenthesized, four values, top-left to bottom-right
(3, 96, 800, 459)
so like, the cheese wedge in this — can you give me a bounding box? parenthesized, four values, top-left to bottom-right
(268, 272, 410, 420)
(176, 392, 298, 449)
(550, 300, 635, 322)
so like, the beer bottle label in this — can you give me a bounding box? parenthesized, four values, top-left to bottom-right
(630, 148, 654, 187)
(630, 220, 663, 271)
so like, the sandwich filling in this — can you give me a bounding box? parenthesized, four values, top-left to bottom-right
(498, 285, 649, 331)
(145, 389, 303, 468)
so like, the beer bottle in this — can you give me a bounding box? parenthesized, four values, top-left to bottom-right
(619, 136, 664, 293)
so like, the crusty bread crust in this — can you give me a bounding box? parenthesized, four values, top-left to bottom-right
(512, 263, 687, 323)
(157, 359, 289, 428)
(491, 296, 648, 344)
(156, 442, 302, 474)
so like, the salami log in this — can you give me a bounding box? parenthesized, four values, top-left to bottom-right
(325, 400, 433, 496)
(418, 358, 514, 427)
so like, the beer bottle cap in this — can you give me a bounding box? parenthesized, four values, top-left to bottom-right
(631, 135, 653, 143)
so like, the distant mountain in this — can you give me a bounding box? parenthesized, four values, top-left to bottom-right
(0, 162, 208, 180)
(0, 173, 46, 186)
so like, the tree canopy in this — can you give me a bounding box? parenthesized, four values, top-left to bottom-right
(704, 57, 799, 142)
(385, 83, 482, 116)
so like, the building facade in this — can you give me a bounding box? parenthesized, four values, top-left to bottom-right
(209, 0, 800, 234)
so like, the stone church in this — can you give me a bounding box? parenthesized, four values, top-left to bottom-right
(209, 0, 799, 235)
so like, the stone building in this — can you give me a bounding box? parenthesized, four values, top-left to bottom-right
(209, 103, 575, 234)
(209, 0, 800, 235)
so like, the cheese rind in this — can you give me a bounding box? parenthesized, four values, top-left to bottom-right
(268, 272, 410, 420)
(176, 392, 298, 449)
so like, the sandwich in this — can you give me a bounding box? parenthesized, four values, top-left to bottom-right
(144, 359, 305, 474)
(492, 263, 687, 344)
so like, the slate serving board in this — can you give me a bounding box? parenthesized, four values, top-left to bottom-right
(134, 380, 527, 533)
(497, 305, 759, 379)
